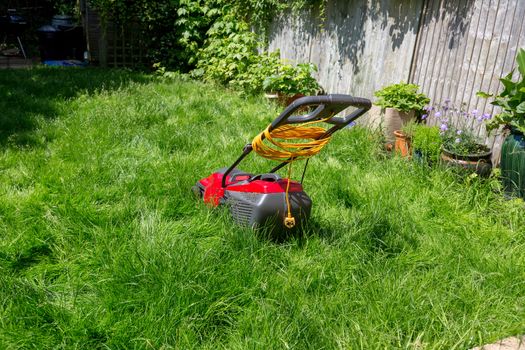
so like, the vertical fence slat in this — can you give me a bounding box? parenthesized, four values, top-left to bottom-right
(419, 0, 443, 127)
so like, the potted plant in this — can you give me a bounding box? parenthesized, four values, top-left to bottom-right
(374, 82, 430, 148)
(440, 127, 492, 177)
(478, 48, 525, 197)
(411, 125, 442, 164)
(263, 62, 322, 106)
(428, 101, 493, 176)
(394, 120, 418, 157)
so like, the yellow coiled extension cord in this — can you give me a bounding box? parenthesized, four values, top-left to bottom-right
(251, 117, 334, 228)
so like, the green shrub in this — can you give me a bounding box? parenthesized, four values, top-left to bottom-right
(263, 62, 321, 95)
(193, 16, 320, 96)
(411, 125, 442, 163)
(230, 51, 281, 94)
(53, 0, 79, 16)
(90, 0, 323, 95)
(374, 82, 429, 113)
(192, 14, 259, 85)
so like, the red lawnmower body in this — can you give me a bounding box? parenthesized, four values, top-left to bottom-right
(199, 172, 304, 207)
(194, 167, 311, 230)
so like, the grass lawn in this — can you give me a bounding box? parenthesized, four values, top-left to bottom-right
(1, 67, 524, 349)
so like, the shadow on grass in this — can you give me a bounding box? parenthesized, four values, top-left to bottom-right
(301, 216, 419, 256)
(0, 66, 151, 147)
(248, 219, 336, 245)
(0, 242, 55, 276)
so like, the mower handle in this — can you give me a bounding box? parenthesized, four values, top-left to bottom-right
(270, 94, 371, 131)
(220, 94, 371, 187)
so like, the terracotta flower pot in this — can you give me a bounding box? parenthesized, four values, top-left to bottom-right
(383, 108, 415, 147)
(441, 147, 492, 177)
(393, 130, 411, 157)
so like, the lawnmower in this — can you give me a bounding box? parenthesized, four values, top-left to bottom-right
(193, 94, 371, 233)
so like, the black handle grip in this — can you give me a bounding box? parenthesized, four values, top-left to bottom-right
(270, 94, 372, 130)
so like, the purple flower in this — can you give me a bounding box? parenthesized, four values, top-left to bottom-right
(483, 113, 492, 120)
(435, 111, 442, 118)
(471, 109, 479, 116)
(440, 123, 448, 131)
(456, 129, 462, 135)
(421, 114, 428, 120)
(476, 115, 484, 122)
(455, 138, 461, 143)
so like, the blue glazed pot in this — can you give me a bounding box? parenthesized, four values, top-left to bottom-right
(501, 128, 525, 198)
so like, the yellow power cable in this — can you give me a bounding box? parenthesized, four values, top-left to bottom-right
(251, 116, 334, 228)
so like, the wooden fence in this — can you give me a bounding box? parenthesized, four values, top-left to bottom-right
(268, 0, 424, 103)
(410, 0, 525, 156)
(411, 0, 524, 117)
(268, 0, 525, 161)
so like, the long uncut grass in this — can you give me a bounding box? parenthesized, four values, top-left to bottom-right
(1, 68, 524, 349)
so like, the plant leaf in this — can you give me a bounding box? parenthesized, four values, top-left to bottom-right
(517, 48, 525, 77)
(476, 91, 492, 98)
(500, 77, 516, 96)
(516, 101, 525, 114)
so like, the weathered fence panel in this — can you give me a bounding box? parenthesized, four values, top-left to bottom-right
(411, 0, 525, 118)
(410, 0, 525, 162)
(268, 0, 424, 100)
